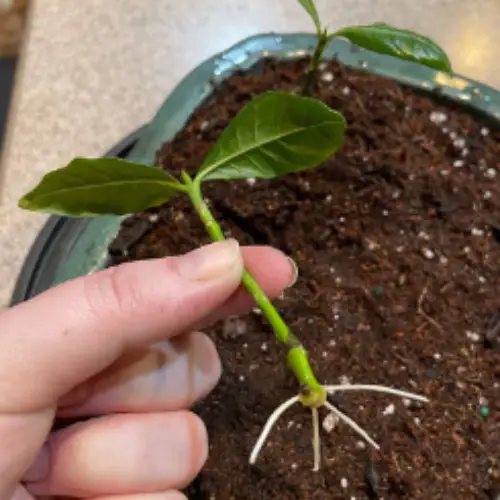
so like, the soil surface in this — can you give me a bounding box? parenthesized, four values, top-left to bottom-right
(109, 59, 500, 499)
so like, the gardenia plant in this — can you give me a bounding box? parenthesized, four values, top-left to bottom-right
(297, 0, 452, 94)
(20, 22, 452, 469)
(19, 91, 429, 470)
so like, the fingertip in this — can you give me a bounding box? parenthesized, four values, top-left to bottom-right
(241, 246, 298, 293)
(183, 411, 208, 487)
(188, 331, 222, 401)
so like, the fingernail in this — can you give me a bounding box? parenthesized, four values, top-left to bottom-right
(23, 443, 50, 482)
(287, 257, 299, 287)
(177, 240, 242, 281)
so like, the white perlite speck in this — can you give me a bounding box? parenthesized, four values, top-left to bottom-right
(246, 178, 256, 186)
(403, 398, 412, 407)
(342, 86, 351, 96)
(422, 248, 435, 260)
(434, 353, 442, 360)
(453, 159, 464, 168)
(321, 72, 334, 82)
(322, 412, 340, 433)
(471, 227, 484, 236)
(418, 231, 430, 241)
(382, 403, 395, 416)
(355, 440, 366, 450)
(466, 330, 481, 343)
(481, 127, 489, 136)
(429, 111, 447, 124)
(483, 190, 492, 200)
(239, 375, 245, 382)
(485, 168, 497, 179)
(439, 255, 448, 265)
(200, 120, 209, 131)
(341, 478, 349, 489)
(339, 375, 351, 385)
(453, 138, 466, 148)
(148, 213, 159, 223)
(261, 343, 268, 352)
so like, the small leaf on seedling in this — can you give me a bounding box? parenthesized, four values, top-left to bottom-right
(197, 91, 345, 182)
(333, 24, 452, 73)
(19, 158, 183, 216)
(296, 0, 322, 35)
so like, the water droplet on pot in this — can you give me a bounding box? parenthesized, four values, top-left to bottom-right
(274, 35, 283, 44)
(359, 60, 368, 68)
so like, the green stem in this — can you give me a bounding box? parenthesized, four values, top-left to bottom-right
(184, 172, 326, 407)
(302, 31, 329, 96)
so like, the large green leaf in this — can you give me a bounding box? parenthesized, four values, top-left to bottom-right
(333, 24, 452, 73)
(297, 0, 322, 34)
(19, 157, 182, 216)
(197, 91, 345, 182)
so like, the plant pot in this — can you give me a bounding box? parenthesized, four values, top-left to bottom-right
(13, 34, 500, 498)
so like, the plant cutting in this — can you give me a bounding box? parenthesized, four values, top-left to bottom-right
(20, 90, 429, 472)
(297, 0, 452, 94)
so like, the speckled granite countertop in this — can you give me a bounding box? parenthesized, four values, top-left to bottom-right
(1, 0, 499, 305)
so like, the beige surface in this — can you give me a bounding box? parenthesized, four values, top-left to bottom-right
(1, 0, 499, 305)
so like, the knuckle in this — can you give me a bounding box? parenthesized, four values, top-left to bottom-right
(81, 263, 140, 320)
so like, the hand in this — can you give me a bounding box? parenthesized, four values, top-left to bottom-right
(0, 240, 296, 500)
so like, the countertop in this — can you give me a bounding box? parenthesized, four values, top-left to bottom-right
(1, 0, 499, 305)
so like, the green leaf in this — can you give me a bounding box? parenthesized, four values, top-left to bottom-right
(297, 0, 322, 35)
(19, 157, 183, 216)
(197, 91, 345, 182)
(333, 24, 452, 73)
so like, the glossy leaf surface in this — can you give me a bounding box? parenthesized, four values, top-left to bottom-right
(197, 91, 346, 182)
(333, 24, 452, 73)
(19, 158, 182, 216)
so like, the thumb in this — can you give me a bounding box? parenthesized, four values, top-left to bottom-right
(0, 240, 244, 499)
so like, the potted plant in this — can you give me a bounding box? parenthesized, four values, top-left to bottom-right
(16, 1, 499, 497)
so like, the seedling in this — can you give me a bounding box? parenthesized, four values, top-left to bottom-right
(20, 91, 428, 470)
(297, 0, 452, 95)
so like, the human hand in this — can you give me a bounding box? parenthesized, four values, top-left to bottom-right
(0, 240, 296, 500)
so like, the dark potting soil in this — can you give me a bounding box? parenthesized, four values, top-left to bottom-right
(109, 59, 500, 499)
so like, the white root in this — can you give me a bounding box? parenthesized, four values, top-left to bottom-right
(249, 395, 300, 465)
(249, 383, 430, 469)
(312, 407, 321, 472)
(324, 384, 428, 403)
(323, 400, 380, 450)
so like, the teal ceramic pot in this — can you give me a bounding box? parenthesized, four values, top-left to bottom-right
(11, 33, 500, 304)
